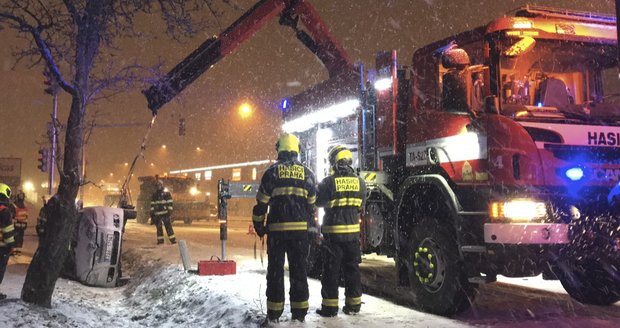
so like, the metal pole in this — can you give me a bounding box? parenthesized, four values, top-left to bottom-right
(616, 0, 620, 78)
(48, 91, 58, 195)
(178, 240, 192, 271)
(80, 142, 85, 203)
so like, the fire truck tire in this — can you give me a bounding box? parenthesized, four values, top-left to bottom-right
(183, 217, 193, 225)
(557, 259, 620, 305)
(403, 215, 476, 316)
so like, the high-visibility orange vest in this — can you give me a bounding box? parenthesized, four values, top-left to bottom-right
(15, 206, 28, 223)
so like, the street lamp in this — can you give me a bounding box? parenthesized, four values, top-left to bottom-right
(238, 102, 253, 119)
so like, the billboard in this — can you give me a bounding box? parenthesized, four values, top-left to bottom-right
(0, 158, 22, 191)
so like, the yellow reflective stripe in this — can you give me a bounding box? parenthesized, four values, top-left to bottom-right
(345, 296, 362, 305)
(166, 199, 173, 203)
(307, 195, 316, 205)
(157, 236, 164, 240)
(3, 225, 14, 233)
(252, 215, 265, 222)
(257, 191, 270, 204)
(291, 300, 309, 309)
(267, 301, 284, 311)
(326, 198, 363, 208)
(154, 211, 168, 215)
(321, 224, 360, 234)
(322, 298, 339, 307)
(271, 187, 308, 198)
(168, 234, 175, 239)
(150, 207, 154, 211)
(151, 200, 167, 204)
(268, 221, 307, 231)
(4, 236, 15, 243)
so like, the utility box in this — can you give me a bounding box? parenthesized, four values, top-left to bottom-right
(198, 258, 236, 276)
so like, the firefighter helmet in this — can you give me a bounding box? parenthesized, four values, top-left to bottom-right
(276, 133, 301, 154)
(328, 145, 353, 168)
(0, 183, 11, 200)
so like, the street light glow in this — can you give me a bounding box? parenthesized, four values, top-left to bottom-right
(239, 102, 253, 119)
(161, 145, 167, 149)
(23, 181, 34, 191)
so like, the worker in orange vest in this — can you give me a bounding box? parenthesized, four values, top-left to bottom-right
(11, 190, 28, 255)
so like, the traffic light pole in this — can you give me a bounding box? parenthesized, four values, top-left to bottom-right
(49, 90, 58, 195)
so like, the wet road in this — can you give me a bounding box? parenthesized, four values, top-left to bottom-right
(122, 217, 620, 327)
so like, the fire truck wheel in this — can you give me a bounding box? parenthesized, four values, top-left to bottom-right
(183, 217, 193, 225)
(557, 259, 620, 305)
(404, 215, 476, 316)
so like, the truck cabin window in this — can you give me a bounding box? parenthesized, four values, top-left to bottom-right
(498, 37, 619, 122)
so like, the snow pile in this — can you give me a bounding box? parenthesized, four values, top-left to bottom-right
(1, 251, 469, 328)
(122, 265, 263, 327)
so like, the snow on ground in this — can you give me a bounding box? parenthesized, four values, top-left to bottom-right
(0, 250, 469, 328)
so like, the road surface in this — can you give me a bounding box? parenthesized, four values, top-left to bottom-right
(120, 217, 620, 327)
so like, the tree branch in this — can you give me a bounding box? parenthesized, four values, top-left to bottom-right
(0, 11, 77, 96)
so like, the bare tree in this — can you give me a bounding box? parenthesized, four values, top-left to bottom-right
(0, 0, 235, 308)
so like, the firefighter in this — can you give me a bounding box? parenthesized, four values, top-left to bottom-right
(252, 133, 317, 323)
(150, 179, 176, 245)
(315, 145, 366, 317)
(0, 183, 16, 300)
(11, 190, 28, 255)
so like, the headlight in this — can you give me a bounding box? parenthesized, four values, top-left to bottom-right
(489, 199, 547, 222)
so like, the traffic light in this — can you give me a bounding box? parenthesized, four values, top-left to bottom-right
(179, 118, 186, 136)
(43, 68, 58, 95)
(37, 148, 49, 172)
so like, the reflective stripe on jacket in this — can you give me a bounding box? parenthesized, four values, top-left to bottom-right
(252, 159, 317, 240)
(151, 191, 173, 217)
(0, 204, 15, 248)
(317, 169, 366, 242)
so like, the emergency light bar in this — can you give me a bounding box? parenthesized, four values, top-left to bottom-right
(282, 99, 360, 133)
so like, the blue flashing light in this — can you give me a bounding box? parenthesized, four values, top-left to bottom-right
(280, 98, 289, 111)
(565, 167, 584, 181)
(537, 102, 543, 108)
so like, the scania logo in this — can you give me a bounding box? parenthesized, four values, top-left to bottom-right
(588, 131, 620, 146)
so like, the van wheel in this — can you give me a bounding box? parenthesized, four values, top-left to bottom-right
(403, 215, 476, 316)
(557, 259, 620, 305)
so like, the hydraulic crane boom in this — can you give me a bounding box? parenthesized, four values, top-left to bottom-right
(143, 0, 354, 113)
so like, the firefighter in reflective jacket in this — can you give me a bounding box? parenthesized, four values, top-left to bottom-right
(252, 133, 317, 323)
(0, 183, 16, 300)
(12, 190, 28, 255)
(315, 146, 366, 317)
(150, 180, 176, 245)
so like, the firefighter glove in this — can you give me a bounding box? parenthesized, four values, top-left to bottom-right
(253, 221, 267, 238)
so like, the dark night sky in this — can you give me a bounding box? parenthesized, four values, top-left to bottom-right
(0, 0, 615, 204)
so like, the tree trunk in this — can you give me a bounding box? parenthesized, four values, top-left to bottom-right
(21, 95, 83, 307)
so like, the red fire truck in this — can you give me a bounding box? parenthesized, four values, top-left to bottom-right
(145, 1, 620, 316)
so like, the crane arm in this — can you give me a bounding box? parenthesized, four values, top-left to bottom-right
(143, 0, 353, 113)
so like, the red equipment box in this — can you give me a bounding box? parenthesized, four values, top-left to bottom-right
(198, 257, 236, 276)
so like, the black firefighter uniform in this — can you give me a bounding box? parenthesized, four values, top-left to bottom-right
(0, 203, 16, 291)
(317, 169, 366, 313)
(150, 190, 176, 244)
(252, 160, 317, 319)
